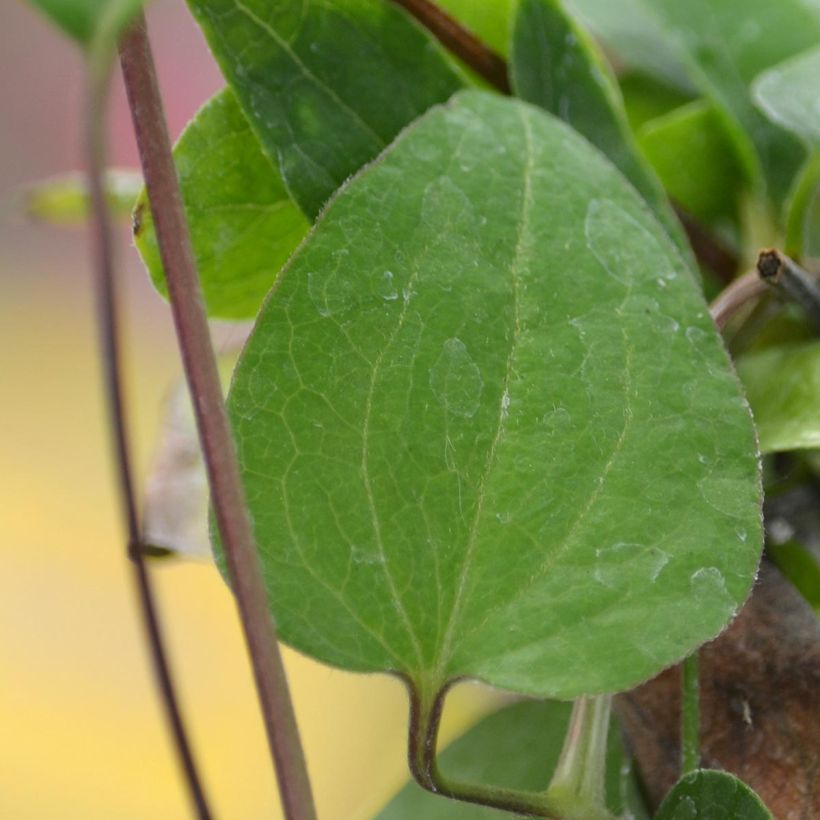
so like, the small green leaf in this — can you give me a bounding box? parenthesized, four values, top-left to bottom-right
(655, 770, 772, 819)
(510, 0, 691, 261)
(224, 91, 762, 698)
(185, 0, 466, 219)
(18, 169, 142, 226)
(737, 341, 820, 453)
(376, 699, 649, 819)
(620, 73, 693, 133)
(753, 46, 820, 147)
(767, 540, 820, 612)
(134, 89, 309, 319)
(650, 0, 820, 206)
(28, 0, 144, 53)
(638, 101, 744, 226)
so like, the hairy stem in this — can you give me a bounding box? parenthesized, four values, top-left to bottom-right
(389, 0, 510, 93)
(84, 62, 212, 818)
(681, 653, 700, 775)
(118, 15, 315, 820)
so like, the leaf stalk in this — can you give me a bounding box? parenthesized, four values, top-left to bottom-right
(681, 653, 700, 775)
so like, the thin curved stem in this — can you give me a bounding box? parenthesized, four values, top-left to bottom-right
(84, 62, 212, 819)
(118, 15, 315, 820)
(709, 270, 769, 330)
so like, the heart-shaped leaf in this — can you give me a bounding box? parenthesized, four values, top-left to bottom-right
(377, 699, 649, 819)
(185, 0, 466, 219)
(510, 0, 691, 261)
(134, 89, 309, 319)
(223, 91, 761, 699)
(655, 770, 772, 819)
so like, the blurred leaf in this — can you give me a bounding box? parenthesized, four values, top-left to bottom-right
(376, 699, 649, 819)
(436, 0, 516, 57)
(767, 540, 820, 612)
(753, 45, 820, 147)
(19, 169, 141, 226)
(649, 0, 820, 206)
(737, 340, 820, 453)
(638, 101, 743, 225)
(753, 47, 820, 261)
(223, 91, 762, 697)
(134, 89, 309, 319)
(186, 0, 465, 219)
(620, 72, 693, 133)
(655, 770, 772, 819)
(510, 0, 691, 262)
(28, 0, 144, 54)
(567, 0, 692, 92)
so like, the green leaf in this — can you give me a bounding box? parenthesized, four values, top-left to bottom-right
(134, 89, 309, 319)
(753, 47, 820, 259)
(376, 699, 649, 819)
(620, 73, 693, 133)
(737, 341, 820, 453)
(185, 0, 466, 219)
(224, 91, 762, 698)
(18, 169, 142, 226)
(28, 0, 144, 53)
(753, 46, 820, 147)
(436, 0, 517, 58)
(649, 0, 820, 205)
(510, 0, 691, 262)
(567, 0, 693, 93)
(767, 540, 820, 612)
(655, 770, 772, 819)
(638, 101, 744, 226)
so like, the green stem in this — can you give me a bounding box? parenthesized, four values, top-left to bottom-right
(681, 653, 700, 775)
(545, 696, 614, 820)
(405, 680, 609, 818)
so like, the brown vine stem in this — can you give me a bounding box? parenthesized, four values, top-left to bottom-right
(84, 60, 212, 818)
(389, 0, 510, 93)
(709, 270, 770, 330)
(118, 14, 315, 820)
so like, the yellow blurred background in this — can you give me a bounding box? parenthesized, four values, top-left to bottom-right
(0, 2, 496, 816)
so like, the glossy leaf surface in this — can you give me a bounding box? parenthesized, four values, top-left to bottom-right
(655, 770, 772, 819)
(225, 91, 761, 698)
(376, 699, 648, 819)
(134, 89, 309, 319)
(510, 0, 689, 258)
(186, 0, 465, 219)
(737, 341, 820, 453)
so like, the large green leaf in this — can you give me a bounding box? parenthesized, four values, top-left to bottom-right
(133, 89, 309, 319)
(186, 0, 466, 219)
(737, 341, 820, 453)
(224, 91, 761, 698)
(655, 770, 772, 819)
(376, 699, 648, 819)
(638, 101, 743, 226)
(650, 0, 820, 205)
(510, 0, 690, 261)
(28, 0, 143, 53)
